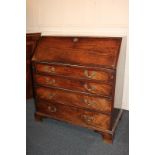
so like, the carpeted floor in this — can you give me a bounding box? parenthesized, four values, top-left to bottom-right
(26, 99, 129, 155)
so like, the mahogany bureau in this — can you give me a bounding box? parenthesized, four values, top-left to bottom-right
(32, 36, 123, 143)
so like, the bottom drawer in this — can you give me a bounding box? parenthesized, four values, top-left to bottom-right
(36, 101, 111, 131)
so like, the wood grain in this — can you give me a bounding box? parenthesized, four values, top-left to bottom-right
(32, 36, 122, 143)
(35, 86, 112, 114)
(26, 33, 41, 99)
(33, 37, 122, 69)
(35, 63, 115, 83)
(36, 101, 111, 131)
(34, 74, 113, 97)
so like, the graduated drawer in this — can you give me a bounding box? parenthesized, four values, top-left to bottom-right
(36, 101, 111, 131)
(33, 37, 122, 69)
(34, 74, 113, 97)
(35, 63, 114, 83)
(35, 87, 112, 114)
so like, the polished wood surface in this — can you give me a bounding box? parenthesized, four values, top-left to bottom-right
(33, 37, 122, 69)
(32, 36, 122, 143)
(36, 101, 111, 131)
(35, 63, 115, 83)
(26, 33, 41, 99)
(34, 74, 113, 97)
(35, 86, 112, 114)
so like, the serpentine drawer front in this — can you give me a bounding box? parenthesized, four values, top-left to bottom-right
(32, 36, 123, 144)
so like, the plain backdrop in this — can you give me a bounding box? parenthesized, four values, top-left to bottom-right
(0, 0, 155, 155)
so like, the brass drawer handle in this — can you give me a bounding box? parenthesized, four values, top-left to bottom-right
(40, 93, 55, 100)
(82, 115, 93, 124)
(83, 98, 95, 106)
(49, 66, 55, 73)
(84, 83, 96, 93)
(84, 70, 96, 79)
(45, 77, 55, 85)
(48, 105, 57, 112)
(44, 66, 55, 73)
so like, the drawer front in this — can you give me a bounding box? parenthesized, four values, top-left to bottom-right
(35, 74, 113, 97)
(35, 63, 114, 83)
(35, 87, 112, 113)
(36, 101, 111, 130)
(33, 37, 121, 69)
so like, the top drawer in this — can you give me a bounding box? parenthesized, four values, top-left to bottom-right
(32, 37, 122, 69)
(35, 63, 115, 83)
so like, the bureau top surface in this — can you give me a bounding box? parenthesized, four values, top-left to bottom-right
(32, 36, 122, 69)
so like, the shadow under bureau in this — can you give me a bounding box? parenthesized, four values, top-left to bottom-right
(32, 36, 123, 143)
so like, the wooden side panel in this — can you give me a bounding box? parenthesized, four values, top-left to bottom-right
(36, 101, 111, 130)
(26, 33, 41, 99)
(35, 87, 112, 114)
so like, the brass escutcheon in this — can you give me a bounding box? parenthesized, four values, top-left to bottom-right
(84, 83, 96, 92)
(84, 70, 96, 79)
(82, 115, 93, 123)
(83, 98, 95, 106)
(45, 77, 55, 85)
(48, 105, 57, 112)
(73, 37, 78, 42)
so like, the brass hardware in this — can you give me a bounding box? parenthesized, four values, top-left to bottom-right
(73, 37, 78, 42)
(48, 105, 57, 112)
(44, 66, 55, 73)
(50, 66, 55, 73)
(82, 115, 93, 123)
(45, 77, 50, 82)
(83, 98, 95, 106)
(84, 70, 96, 79)
(40, 93, 55, 100)
(84, 83, 96, 93)
(45, 78, 55, 85)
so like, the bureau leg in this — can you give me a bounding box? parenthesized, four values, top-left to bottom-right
(101, 133, 113, 144)
(35, 113, 43, 122)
